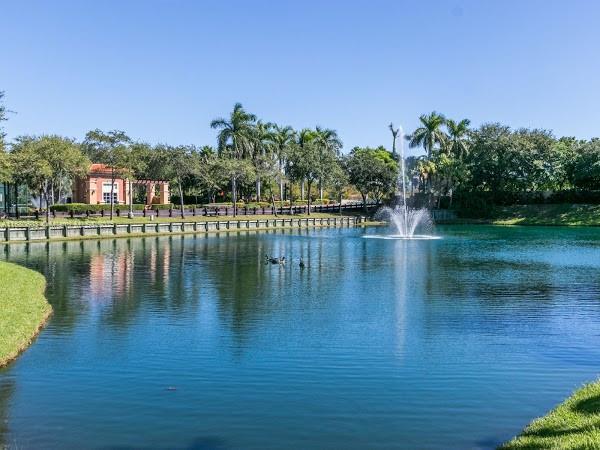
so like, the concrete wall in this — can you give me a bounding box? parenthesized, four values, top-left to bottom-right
(0, 216, 364, 243)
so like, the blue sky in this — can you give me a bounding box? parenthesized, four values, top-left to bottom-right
(1, 0, 599, 155)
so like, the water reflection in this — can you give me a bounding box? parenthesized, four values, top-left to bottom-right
(0, 227, 599, 449)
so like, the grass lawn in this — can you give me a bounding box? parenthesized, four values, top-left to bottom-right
(0, 262, 51, 367)
(449, 204, 600, 227)
(491, 204, 600, 226)
(499, 380, 600, 449)
(0, 212, 350, 228)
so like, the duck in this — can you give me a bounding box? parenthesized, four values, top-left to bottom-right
(299, 258, 305, 269)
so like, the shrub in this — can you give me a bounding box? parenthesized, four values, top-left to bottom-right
(50, 203, 146, 213)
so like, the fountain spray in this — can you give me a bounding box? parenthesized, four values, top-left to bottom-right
(398, 126, 408, 235)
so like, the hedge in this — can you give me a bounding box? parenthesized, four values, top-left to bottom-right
(50, 203, 147, 213)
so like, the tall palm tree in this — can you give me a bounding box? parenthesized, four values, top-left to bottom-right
(445, 118, 471, 159)
(389, 123, 399, 158)
(314, 126, 343, 201)
(210, 103, 256, 214)
(272, 124, 295, 201)
(406, 111, 447, 158)
(296, 128, 316, 201)
(210, 103, 256, 159)
(250, 120, 274, 201)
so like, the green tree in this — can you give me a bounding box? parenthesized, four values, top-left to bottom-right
(219, 157, 255, 216)
(314, 126, 342, 201)
(445, 118, 471, 159)
(327, 157, 349, 214)
(346, 146, 398, 211)
(571, 139, 600, 190)
(83, 129, 131, 219)
(407, 111, 447, 158)
(195, 146, 227, 204)
(389, 123, 400, 158)
(0, 147, 11, 185)
(154, 144, 199, 218)
(122, 142, 151, 217)
(250, 120, 275, 200)
(272, 125, 295, 201)
(285, 140, 322, 215)
(11, 135, 88, 223)
(211, 103, 257, 209)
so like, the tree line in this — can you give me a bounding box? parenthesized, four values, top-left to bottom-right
(403, 111, 600, 211)
(2, 89, 599, 222)
(0, 96, 398, 221)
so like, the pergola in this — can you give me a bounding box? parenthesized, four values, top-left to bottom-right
(133, 179, 170, 206)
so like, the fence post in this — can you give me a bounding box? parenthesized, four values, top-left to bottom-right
(46, 225, 50, 239)
(113, 224, 117, 235)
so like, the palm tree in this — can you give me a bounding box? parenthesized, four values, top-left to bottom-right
(272, 125, 295, 202)
(210, 103, 256, 214)
(296, 128, 316, 201)
(314, 126, 342, 201)
(406, 111, 447, 158)
(445, 118, 471, 159)
(250, 120, 274, 201)
(389, 123, 399, 158)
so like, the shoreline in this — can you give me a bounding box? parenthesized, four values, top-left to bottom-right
(0, 262, 52, 368)
(499, 379, 600, 449)
(0, 215, 371, 245)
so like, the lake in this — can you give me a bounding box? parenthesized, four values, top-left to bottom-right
(1, 225, 599, 449)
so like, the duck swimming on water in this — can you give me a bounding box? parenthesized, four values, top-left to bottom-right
(299, 258, 305, 269)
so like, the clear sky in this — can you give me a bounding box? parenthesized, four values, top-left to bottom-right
(1, 0, 599, 155)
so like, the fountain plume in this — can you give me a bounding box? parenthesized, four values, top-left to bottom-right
(373, 125, 436, 239)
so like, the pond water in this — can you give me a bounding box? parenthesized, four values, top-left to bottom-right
(1, 225, 600, 449)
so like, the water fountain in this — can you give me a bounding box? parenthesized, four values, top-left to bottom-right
(367, 126, 439, 240)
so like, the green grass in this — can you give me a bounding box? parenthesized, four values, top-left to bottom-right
(499, 380, 600, 450)
(0, 262, 52, 367)
(0, 212, 346, 228)
(452, 204, 600, 227)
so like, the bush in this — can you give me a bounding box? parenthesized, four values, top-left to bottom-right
(50, 203, 146, 213)
(152, 204, 174, 210)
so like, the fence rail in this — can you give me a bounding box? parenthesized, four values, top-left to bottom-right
(0, 216, 366, 243)
(4, 202, 373, 220)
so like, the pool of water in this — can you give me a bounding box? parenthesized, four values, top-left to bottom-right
(1, 225, 600, 449)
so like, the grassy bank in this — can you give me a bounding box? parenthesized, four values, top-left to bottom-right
(500, 380, 600, 449)
(452, 204, 600, 227)
(0, 262, 51, 367)
(0, 212, 349, 228)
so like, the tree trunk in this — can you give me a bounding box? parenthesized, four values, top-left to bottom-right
(128, 179, 134, 218)
(271, 193, 278, 217)
(289, 182, 294, 215)
(14, 183, 19, 219)
(232, 177, 237, 217)
(301, 180, 305, 200)
(110, 169, 115, 220)
(362, 193, 367, 213)
(279, 159, 284, 201)
(179, 182, 185, 218)
(338, 193, 343, 215)
(256, 177, 261, 201)
(307, 182, 312, 215)
(44, 189, 50, 224)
